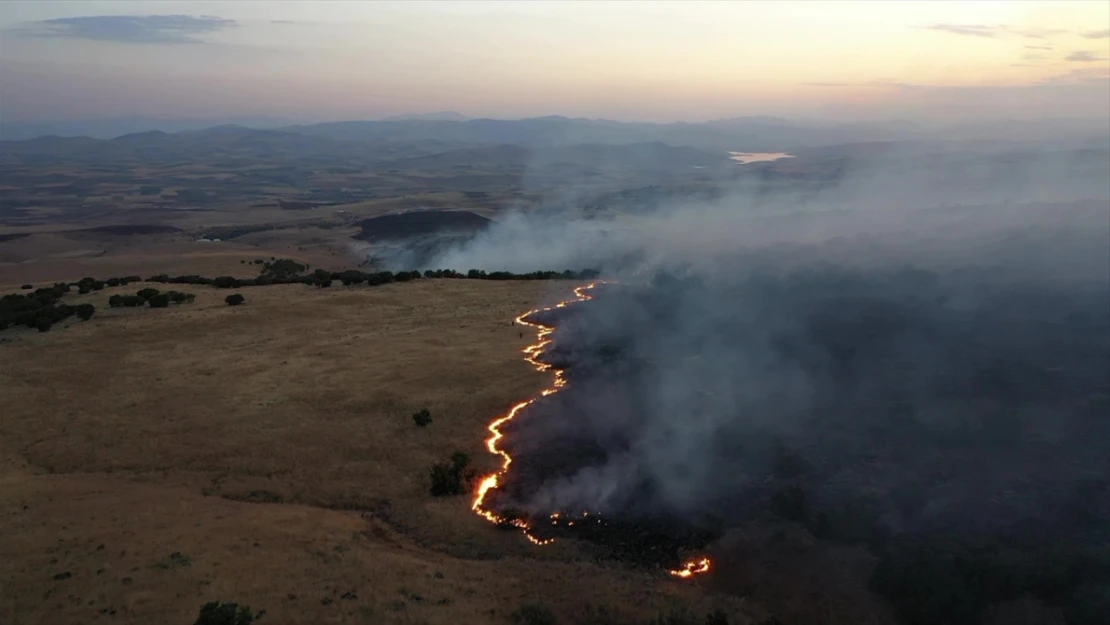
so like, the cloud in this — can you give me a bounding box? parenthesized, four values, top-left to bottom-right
(1041, 67, 1110, 84)
(1065, 50, 1107, 62)
(1006, 27, 1068, 39)
(1025, 45, 1053, 51)
(802, 80, 924, 90)
(17, 14, 237, 44)
(1081, 29, 1110, 39)
(919, 23, 999, 38)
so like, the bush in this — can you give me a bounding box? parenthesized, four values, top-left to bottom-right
(20, 284, 32, 290)
(193, 601, 254, 625)
(148, 294, 171, 308)
(225, 294, 245, 307)
(429, 452, 472, 496)
(512, 604, 557, 625)
(75, 303, 95, 321)
(412, 408, 432, 427)
(136, 288, 160, 301)
(35, 317, 52, 332)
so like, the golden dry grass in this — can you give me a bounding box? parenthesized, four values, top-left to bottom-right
(0, 280, 752, 625)
(0, 236, 353, 290)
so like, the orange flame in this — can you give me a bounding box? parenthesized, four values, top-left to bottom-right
(470, 281, 712, 579)
(668, 557, 712, 578)
(472, 283, 600, 526)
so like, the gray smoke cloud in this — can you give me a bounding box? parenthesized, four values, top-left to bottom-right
(436, 135, 1110, 548)
(429, 140, 1109, 275)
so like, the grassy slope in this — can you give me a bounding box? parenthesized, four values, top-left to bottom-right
(0, 280, 751, 625)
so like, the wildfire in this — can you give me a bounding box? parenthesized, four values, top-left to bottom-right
(471, 283, 598, 526)
(470, 281, 712, 579)
(668, 558, 712, 578)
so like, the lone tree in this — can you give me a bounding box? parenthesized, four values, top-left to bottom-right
(412, 408, 432, 427)
(75, 303, 95, 321)
(225, 294, 246, 306)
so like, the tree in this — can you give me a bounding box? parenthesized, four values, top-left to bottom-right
(137, 288, 160, 301)
(412, 409, 432, 427)
(213, 276, 241, 289)
(20, 284, 32, 290)
(193, 601, 254, 625)
(35, 317, 52, 332)
(148, 294, 171, 308)
(225, 294, 246, 306)
(75, 303, 95, 321)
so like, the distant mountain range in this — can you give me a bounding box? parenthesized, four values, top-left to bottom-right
(2, 114, 1107, 152)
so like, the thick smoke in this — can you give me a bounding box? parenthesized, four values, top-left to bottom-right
(443, 137, 1110, 540)
(429, 141, 1109, 274)
(435, 137, 1109, 622)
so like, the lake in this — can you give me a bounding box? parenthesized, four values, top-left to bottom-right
(728, 151, 795, 164)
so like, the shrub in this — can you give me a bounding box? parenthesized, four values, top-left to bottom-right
(148, 294, 171, 308)
(429, 452, 472, 496)
(35, 317, 52, 332)
(75, 303, 95, 321)
(167, 291, 195, 304)
(193, 601, 254, 625)
(512, 604, 557, 625)
(225, 294, 245, 307)
(412, 409, 432, 427)
(136, 288, 160, 301)
(20, 284, 32, 290)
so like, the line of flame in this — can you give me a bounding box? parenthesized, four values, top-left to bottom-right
(667, 557, 712, 578)
(470, 281, 712, 578)
(471, 283, 598, 531)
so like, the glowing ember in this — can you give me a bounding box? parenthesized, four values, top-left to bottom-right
(470, 281, 712, 578)
(668, 558, 712, 578)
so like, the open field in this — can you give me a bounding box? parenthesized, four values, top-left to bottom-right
(0, 279, 756, 625)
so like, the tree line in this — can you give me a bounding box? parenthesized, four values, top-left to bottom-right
(1, 283, 94, 333)
(4, 263, 602, 333)
(147, 266, 601, 289)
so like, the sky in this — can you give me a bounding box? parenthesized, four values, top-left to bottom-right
(0, 0, 1108, 123)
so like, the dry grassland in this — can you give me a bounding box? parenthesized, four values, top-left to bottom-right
(0, 280, 750, 625)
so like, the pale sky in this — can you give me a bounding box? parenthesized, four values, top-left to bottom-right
(0, 0, 1107, 123)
